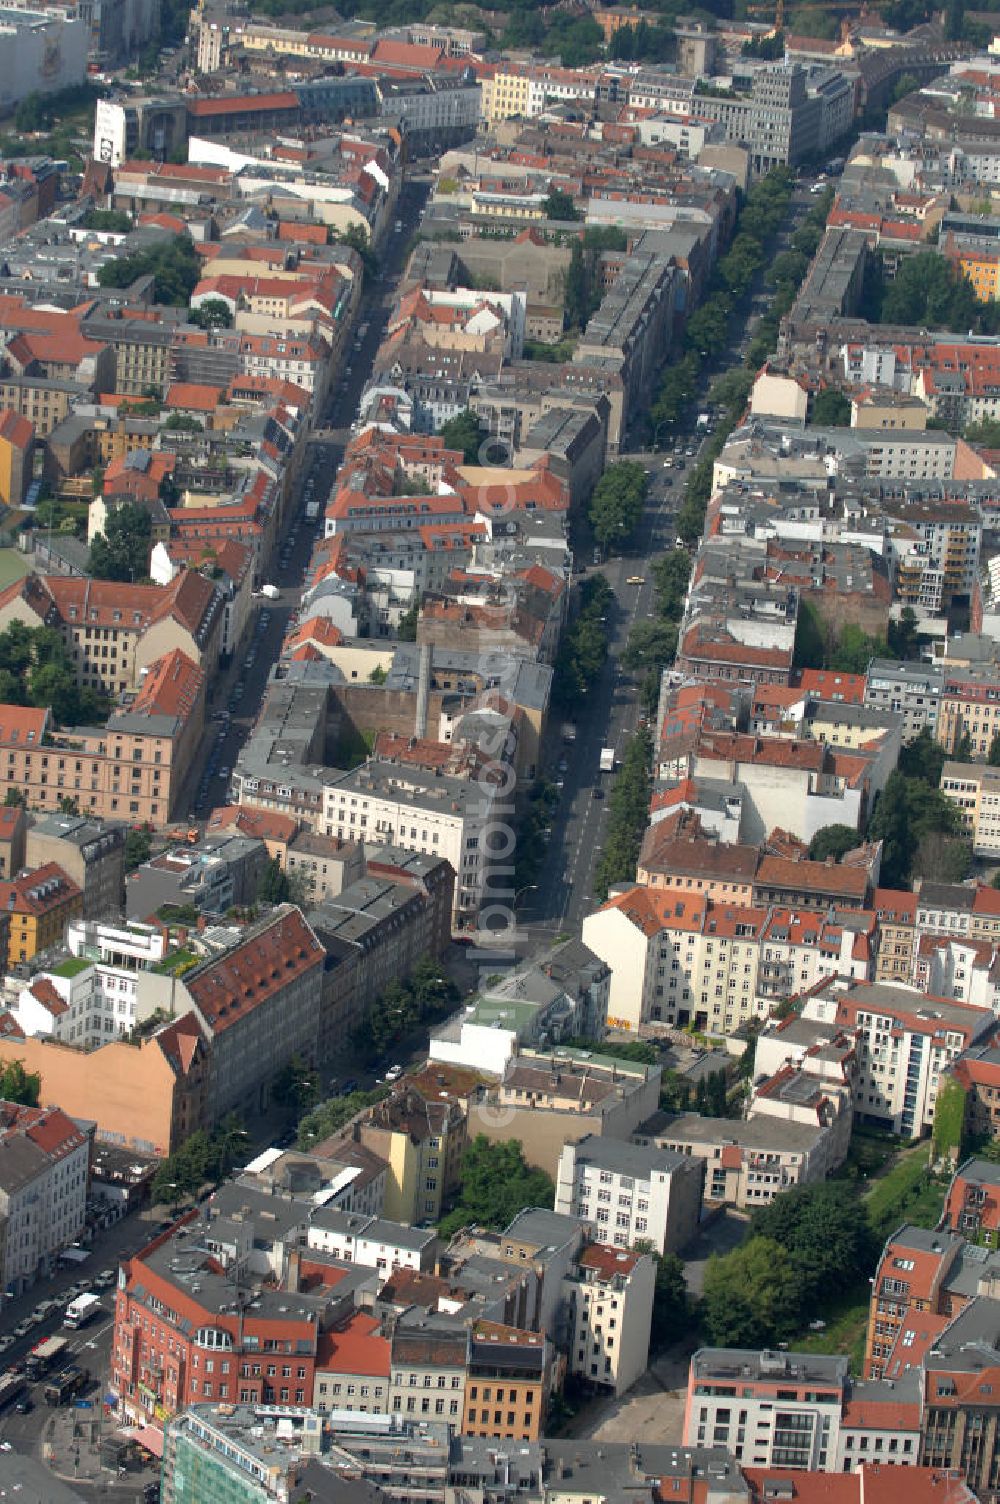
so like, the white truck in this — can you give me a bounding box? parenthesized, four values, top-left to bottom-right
(696, 412, 711, 431)
(64, 1292, 101, 1329)
(259, 583, 280, 600)
(304, 499, 320, 522)
(599, 748, 615, 773)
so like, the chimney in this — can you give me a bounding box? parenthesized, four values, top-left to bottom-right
(286, 1247, 301, 1294)
(414, 641, 431, 740)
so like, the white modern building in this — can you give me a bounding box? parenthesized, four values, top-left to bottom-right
(12, 918, 168, 1049)
(554, 1135, 703, 1256)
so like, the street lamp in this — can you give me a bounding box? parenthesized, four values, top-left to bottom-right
(514, 884, 538, 910)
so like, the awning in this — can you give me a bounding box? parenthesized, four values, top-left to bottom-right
(135, 1426, 164, 1459)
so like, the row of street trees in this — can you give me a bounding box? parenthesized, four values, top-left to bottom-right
(588, 461, 648, 555)
(592, 725, 653, 900)
(553, 575, 614, 709)
(621, 549, 691, 715)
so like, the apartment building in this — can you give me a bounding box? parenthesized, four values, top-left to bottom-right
(582, 888, 873, 1038)
(112, 1197, 339, 1426)
(0, 1103, 91, 1299)
(802, 979, 997, 1138)
(937, 670, 1000, 758)
(388, 1322, 467, 1425)
(940, 761, 1000, 856)
(25, 812, 125, 919)
(357, 1085, 466, 1225)
(684, 1349, 850, 1469)
(640, 1112, 837, 1209)
(873, 888, 917, 984)
(181, 906, 326, 1122)
(463, 1322, 551, 1442)
(431, 943, 608, 1078)
(865, 659, 943, 742)
(321, 760, 498, 928)
(864, 1224, 968, 1380)
(12, 918, 169, 1049)
(306, 1210, 436, 1276)
(554, 1135, 702, 1255)
(562, 1242, 656, 1396)
(0, 571, 224, 697)
(943, 1046, 1000, 1154)
(0, 863, 83, 965)
(469, 1046, 660, 1180)
(942, 1159, 1000, 1248)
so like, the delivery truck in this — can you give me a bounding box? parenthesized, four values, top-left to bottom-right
(599, 748, 615, 773)
(64, 1292, 101, 1329)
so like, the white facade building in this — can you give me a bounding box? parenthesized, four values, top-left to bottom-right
(554, 1135, 702, 1256)
(0, 1105, 91, 1299)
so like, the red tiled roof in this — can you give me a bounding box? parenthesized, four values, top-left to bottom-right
(132, 649, 205, 723)
(186, 908, 323, 1034)
(187, 92, 299, 116)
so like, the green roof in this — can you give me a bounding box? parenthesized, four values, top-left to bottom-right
(153, 947, 199, 976)
(50, 955, 90, 979)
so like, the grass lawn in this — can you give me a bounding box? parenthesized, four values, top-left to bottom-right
(864, 1140, 945, 1241)
(791, 1289, 870, 1372)
(0, 550, 29, 590)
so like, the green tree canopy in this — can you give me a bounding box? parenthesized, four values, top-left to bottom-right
(750, 1182, 877, 1306)
(97, 234, 202, 306)
(0, 1059, 41, 1106)
(440, 408, 486, 464)
(811, 388, 852, 426)
(191, 297, 233, 330)
(88, 501, 152, 583)
(702, 1237, 801, 1347)
(807, 824, 860, 863)
(438, 1136, 555, 1238)
(588, 461, 647, 555)
(542, 188, 581, 222)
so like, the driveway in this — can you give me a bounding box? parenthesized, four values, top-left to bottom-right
(683, 1207, 750, 1296)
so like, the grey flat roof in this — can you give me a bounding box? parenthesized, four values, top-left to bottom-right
(690, 1346, 849, 1386)
(568, 1133, 688, 1178)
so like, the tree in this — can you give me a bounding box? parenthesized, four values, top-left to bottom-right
(97, 234, 202, 307)
(273, 1054, 321, 1119)
(879, 251, 981, 334)
(298, 1087, 388, 1151)
(542, 188, 581, 222)
(125, 827, 152, 872)
(808, 824, 859, 863)
(440, 409, 486, 464)
(621, 620, 678, 674)
(965, 419, 1000, 448)
(563, 240, 590, 332)
(258, 855, 291, 905)
(811, 388, 852, 426)
(891, 72, 920, 104)
(751, 1182, 876, 1307)
(438, 1136, 555, 1237)
(869, 770, 963, 888)
(912, 831, 972, 884)
(588, 462, 647, 554)
(88, 502, 152, 583)
(163, 414, 203, 433)
(84, 209, 133, 233)
(3, 789, 25, 808)
(0, 1059, 41, 1106)
(702, 1237, 801, 1347)
(900, 728, 947, 785)
(397, 599, 419, 641)
(191, 297, 233, 330)
(649, 1252, 691, 1351)
(990, 734, 1000, 768)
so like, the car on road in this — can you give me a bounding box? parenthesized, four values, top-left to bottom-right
(11, 1322, 31, 1340)
(385, 1065, 403, 1082)
(626, 576, 645, 585)
(0, 1337, 13, 1355)
(94, 1270, 116, 1290)
(592, 788, 604, 800)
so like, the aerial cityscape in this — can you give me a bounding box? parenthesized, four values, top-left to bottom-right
(3, 0, 1000, 1500)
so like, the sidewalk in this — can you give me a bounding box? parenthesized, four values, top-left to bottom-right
(44, 1406, 159, 1492)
